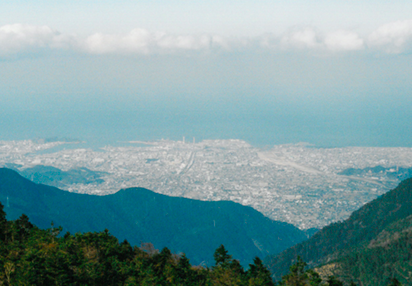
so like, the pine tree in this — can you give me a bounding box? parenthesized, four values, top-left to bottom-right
(388, 278, 402, 286)
(247, 257, 274, 286)
(326, 276, 344, 286)
(213, 244, 232, 269)
(279, 256, 308, 286)
(0, 202, 7, 241)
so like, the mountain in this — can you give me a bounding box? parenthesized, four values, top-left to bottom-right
(264, 178, 412, 285)
(0, 206, 275, 285)
(338, 165, 412, 181)
(16, 165, 107, 189)
(318, 214, 412, 285)
(0, 167, 306, 266)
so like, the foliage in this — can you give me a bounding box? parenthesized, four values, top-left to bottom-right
(2, 169, 411, 285)
(265, 178, 412, 284)
(388, 278, 402, 286)
(275, 256, 407, 286)
(0, 202, 276, 285)
(277, 257, 334, 286)
(330, 218, 412, 286)
(0, 201, 406, 285)
(0, 167, 307, 267)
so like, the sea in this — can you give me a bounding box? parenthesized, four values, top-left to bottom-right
(2, 96, 412, 149)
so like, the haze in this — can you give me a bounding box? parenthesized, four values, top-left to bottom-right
(1, 1, 412, 147)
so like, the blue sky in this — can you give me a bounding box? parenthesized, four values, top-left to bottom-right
(1, 1, 412, 146)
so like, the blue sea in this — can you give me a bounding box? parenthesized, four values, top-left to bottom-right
(2, 95, 412, 149)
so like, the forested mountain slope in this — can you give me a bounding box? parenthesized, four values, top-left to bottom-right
(0, 168, 306, 266)
(315, 214, 412, 285)
(264, 178, 412, 283)
(18, 165, 107, 188)
(0, 202, 275, 285)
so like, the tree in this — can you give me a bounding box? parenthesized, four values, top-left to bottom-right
(173, 254, 208, 285)
(326, 276, 343, 286)
(0, 202, 7, 241)
(211, 245, 246, 285)
(246, 257, 274, 286)
(306, 269, 322, 286)
(15, 214, 34, 241)
(277, 257, 329, 286)
(279, 256, 308, 286)
(213, 244, 232, 269)
(175, 254, 191, 283)
(388, 278, 402, 286)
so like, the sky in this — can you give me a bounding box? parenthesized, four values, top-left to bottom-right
(1, 1, 412, 147)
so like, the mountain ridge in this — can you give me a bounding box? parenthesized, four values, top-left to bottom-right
(0, 167, 306, 266)
(264, 177, 412, 284)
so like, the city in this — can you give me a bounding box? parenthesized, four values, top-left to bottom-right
(1, 138, 412, 229)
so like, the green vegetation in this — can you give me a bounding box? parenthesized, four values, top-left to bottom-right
(1, 168, 411, 285)
(275, 256, 406, 286)
(0, 168, 306, 267)
(0, 201, 275, 285)
(321, 215, 412, 285)
(277, 256, 323, 286)
(1, 199, 404, 285)
(18, 165, 107, 188)
(265, 178, 412, 285)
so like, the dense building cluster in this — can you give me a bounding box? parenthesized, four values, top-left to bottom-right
(1, 139, 412, 229)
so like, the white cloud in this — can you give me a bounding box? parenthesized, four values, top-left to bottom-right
(0, 24, 75, 55)
(82, 29, 228, 55)
(262, 27, 364, 53)
(280, 27, 322, 50)
(368, 20, 412, 53)
(83, 29, 152, 54)
(324, 30, 364, 51)
(2, 21, 412, 57)
(0, 24, 228, 57)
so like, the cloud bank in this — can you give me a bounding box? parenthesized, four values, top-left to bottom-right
(368, 20, 412, 53)
(0, 24, 75, 56)
(82, 29, 228, 54)
(263, 27, 364, 52)
(1, 20, 412, 57)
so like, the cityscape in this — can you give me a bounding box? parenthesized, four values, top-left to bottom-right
(1, 138, 411, 229)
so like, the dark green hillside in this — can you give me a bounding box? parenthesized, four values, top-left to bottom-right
(0, 168, 306, 266)
(323, 214, 412, 285)
(18, 165, 107, 188)
(0, 203, 275, 285)
(264, 178, 412, 282)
